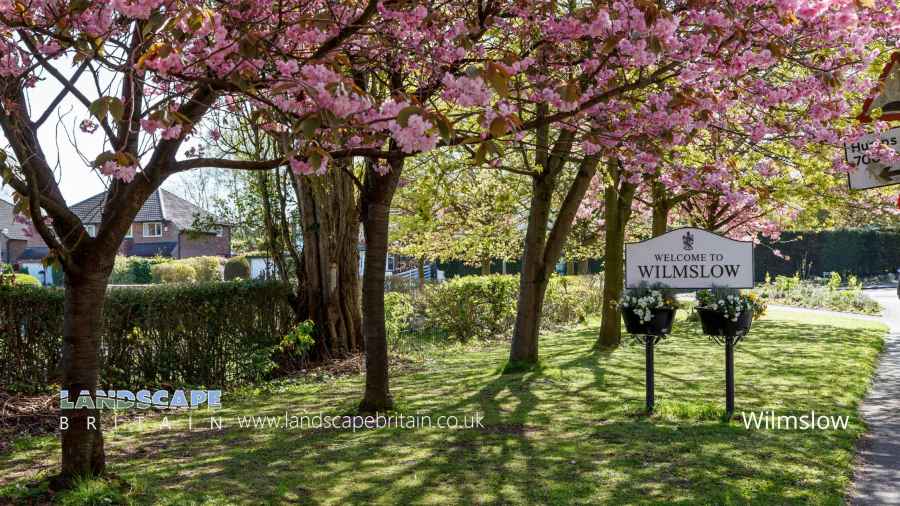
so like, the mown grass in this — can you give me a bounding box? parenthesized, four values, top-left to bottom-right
(0, 308, 887, 505)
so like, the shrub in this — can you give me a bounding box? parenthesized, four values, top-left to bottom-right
(754, 274, 881, 315)
(273, 319, 317, 373)
(224, 255, 250, 281)
(827, 271, 842, 292)
(12, 273, 41, 286)
(384, 292, 415, 346)
(422, 275, 519, 342)
(185, 256, 223, 282)
(280, 320, 316, 356)
(110, 255, 131, 283)
(416, 274, 604, 342)
(151, 262, 197, 283)
(0, 280, 296, 392)
(130, 258, 154, 283)
(109, 256, 154, 284)
(0, 271, 41, 286)
(543, 274, 603, 327)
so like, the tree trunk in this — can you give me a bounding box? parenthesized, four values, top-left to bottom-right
(509, 174, 555, 365)
(292, 165, 363, 357)
(481, 259, 492, 276)
(258, 172, 291, 282)
(416, 258, 425, 288)
(651, 182, 670, 238)
(358, 157, 403, 412)
(56, 266, 110, 486)
(509, 155, 599, 366)
(597, 166, 636, 349)
(652, 204, 669, 238)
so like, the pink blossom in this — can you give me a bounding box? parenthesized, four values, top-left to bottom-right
(99, 160, 138, 182)
(442, 75, 492, 107)
(161, 124, 183, 140)
(390, 115, 439, 154)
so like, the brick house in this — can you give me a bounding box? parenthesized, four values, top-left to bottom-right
(0, 198, 59, 283)
(12, 189, 231, 262)
(75, 189, 231, 258)
(0, 198, 29, 264)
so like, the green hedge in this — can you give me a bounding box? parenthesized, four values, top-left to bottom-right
(111, 256, 224, 284)
(225, 255, 251, 280)
(755, 229, 900, 280)
(418, 274, 603, 342)
(0, 280, 295, 393)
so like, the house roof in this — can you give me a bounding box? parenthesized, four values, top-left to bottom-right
(129, 242, 178, 258)
(18, 246, 49, 261)
(70, 189, 226, 230)
(0, 199, 30, 240)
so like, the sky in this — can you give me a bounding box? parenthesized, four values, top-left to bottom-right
(0, 58, 187, 206)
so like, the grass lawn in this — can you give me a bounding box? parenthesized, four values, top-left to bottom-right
(0, 308, 888, 505)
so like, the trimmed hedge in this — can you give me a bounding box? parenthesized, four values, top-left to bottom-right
(151, 262, 198, 283)
(111, 256, 224, 284)
(0, 280, 295, 393)
(755, 229, 900, 280)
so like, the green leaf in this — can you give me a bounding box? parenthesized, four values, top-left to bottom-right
(93, 151, 117, 168)
(308, 152, 323, 171)
(397, 106, 421, 128)
(472, 142, 488, 165)
(107, 97, 125, 122)
(434, 115, 454, 142)
(88, 97, 108, 120)
(300, 115, 321, 139)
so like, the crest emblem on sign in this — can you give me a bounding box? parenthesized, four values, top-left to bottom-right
(682, 231, 694, 251)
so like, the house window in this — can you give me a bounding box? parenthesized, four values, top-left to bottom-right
(85, 224, 97, 237)
(386, 254, 395, 272)
(215, 226, 224, 238)
(143, 222, 162, 238)
(124, 225, 133, 239)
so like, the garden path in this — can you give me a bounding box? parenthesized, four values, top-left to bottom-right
(851, 288, 900, 505)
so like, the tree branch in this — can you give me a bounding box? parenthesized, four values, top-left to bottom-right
(34, 59, 91, 128)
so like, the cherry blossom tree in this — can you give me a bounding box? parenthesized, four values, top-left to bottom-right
(1, 0, 897, 486)
(0, 0, 430, 485)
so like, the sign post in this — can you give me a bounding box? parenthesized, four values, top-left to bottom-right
(645, 336, 655, 412)
(625, 228, 754, 416)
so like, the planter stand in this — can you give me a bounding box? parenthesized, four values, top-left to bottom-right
(709, 333, 745, 416)
(629, 333, 667, 413)
(623, 308, 675, 414)
(699, 309, 752, 418)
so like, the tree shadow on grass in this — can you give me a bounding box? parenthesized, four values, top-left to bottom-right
(3, 316, 884, 504)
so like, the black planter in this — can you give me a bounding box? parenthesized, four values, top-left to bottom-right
(696, 307, 752, 336)
(622, 307, 676, 336)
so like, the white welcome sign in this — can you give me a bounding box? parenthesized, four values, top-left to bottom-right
(625, 228, 754, 289)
